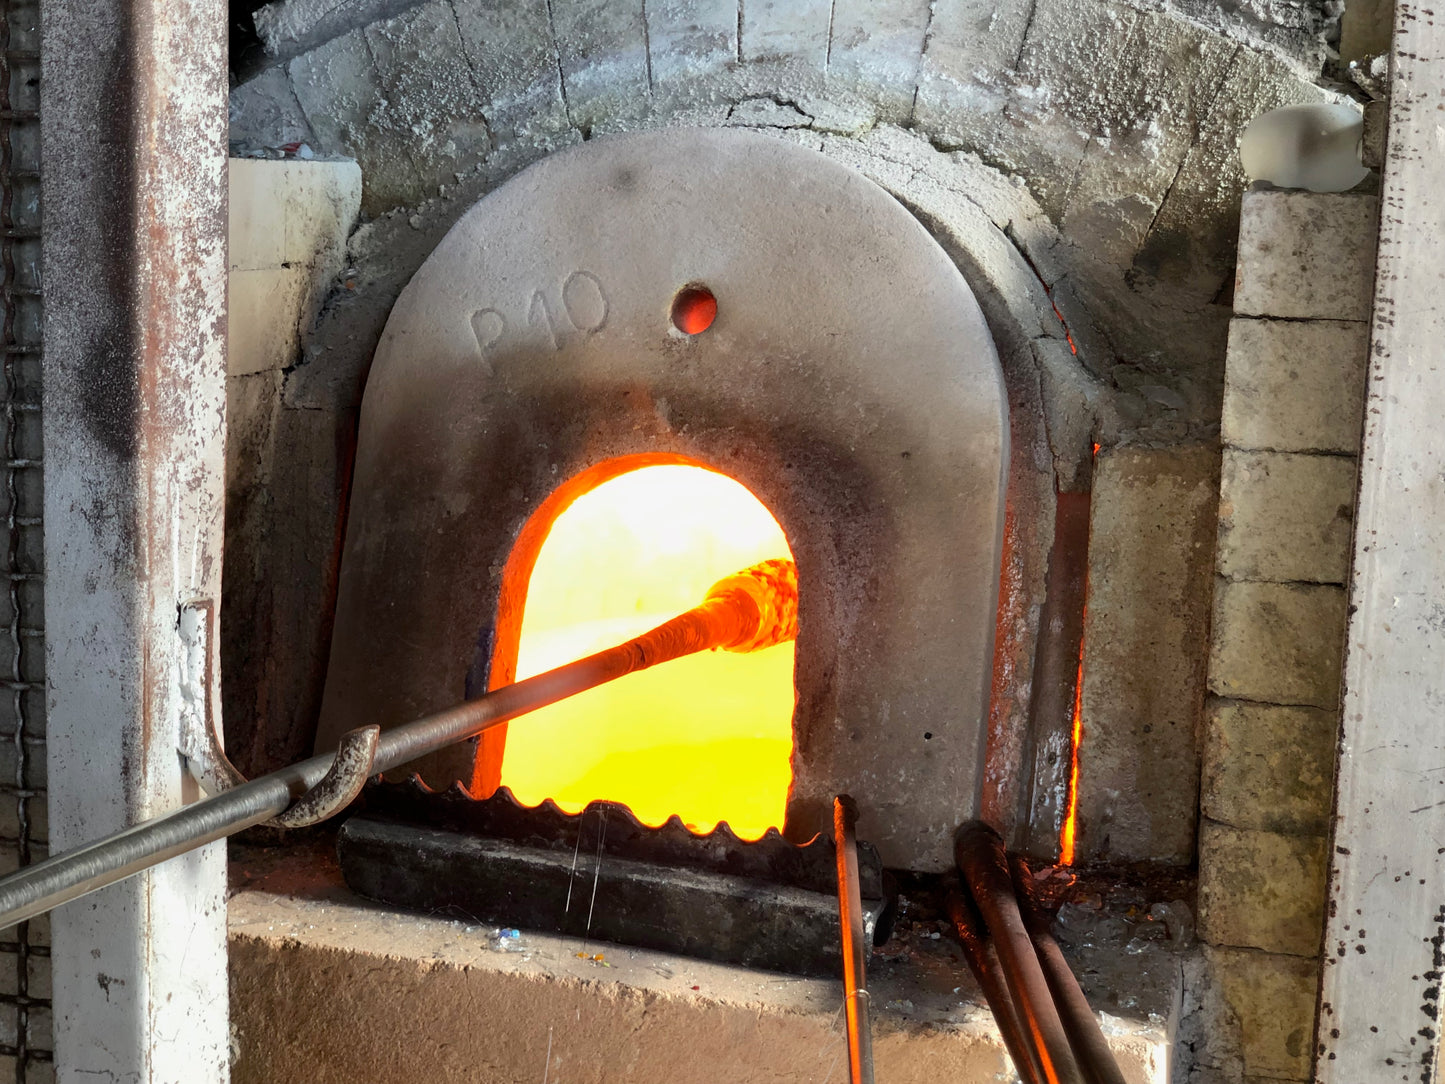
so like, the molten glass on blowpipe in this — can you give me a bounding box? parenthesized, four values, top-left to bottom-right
(0, 559, 800, 929)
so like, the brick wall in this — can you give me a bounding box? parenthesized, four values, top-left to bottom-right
(1196, 187, 1378, 1081)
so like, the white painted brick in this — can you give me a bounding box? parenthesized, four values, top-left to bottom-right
(741, 0, 832, 66)
(1234, 189, 1379, 321)
(644, 0, 737, 84)
(1198, 821, 1326, 956)
(1209, 579, 1346, 709)
(1206, 947, 1320, 1080)
(228, 161, 287, 271)
(551, 0, 650, 128)
(1222, 317, 1370, 453)
(452, 0, 569, 137)
(1201, 699, 1337, 834)
(279, 161, 362, 267)
(229, 158, 362, 272)
(228, 266, 310, 376)
(827, 0, 931, 112)
(1217, 449, 1357, 584)
(228, 158, 360, 379)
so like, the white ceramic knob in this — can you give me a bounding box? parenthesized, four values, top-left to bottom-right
(1240, 102, 1370, 192)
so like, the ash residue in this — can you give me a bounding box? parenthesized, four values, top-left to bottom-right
(1144, 0, 1345, 72)
(874, 864, 1195, 1028)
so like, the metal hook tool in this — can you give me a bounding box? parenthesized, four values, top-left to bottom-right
(177, 599, 382, 828)
(268, 726, 381, 828)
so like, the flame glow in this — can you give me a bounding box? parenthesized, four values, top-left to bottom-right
(1060, 448, 1099, 866)
(498, 465, 797, 838)
(1059, 641, 1084, 866)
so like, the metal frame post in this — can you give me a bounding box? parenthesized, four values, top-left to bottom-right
(1317, 3, 1445, 1077)
(41, 0, 229, 1079)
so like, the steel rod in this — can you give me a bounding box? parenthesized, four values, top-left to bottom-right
(1008, 857, 1128, 1084)
(954, 822, 1085, 1084)
(833, 795, 875, 1084)
(946, 886, 1046, 1084)
(0, 560, 798, 930)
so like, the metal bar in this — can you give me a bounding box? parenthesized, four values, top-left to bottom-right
(1028, 932, 1127, 1084)
(1008, 856, 1126, 1084)
(0, 560, 799, 930)
(954, 822, 1084, 1084)
(1022, 489, 1091, 857)
(946, 886, 1045, 1084)
(833, 795, 875, 1084)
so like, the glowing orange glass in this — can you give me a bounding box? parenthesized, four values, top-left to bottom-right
(671, 286, 717, 335)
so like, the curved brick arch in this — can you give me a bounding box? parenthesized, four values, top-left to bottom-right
(227, 0, 1339, 849)
(239, 0, 1334, 396)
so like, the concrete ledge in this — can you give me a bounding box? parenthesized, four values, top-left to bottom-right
(228, 849, 1177, 1083)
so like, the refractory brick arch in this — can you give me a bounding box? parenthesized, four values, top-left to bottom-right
(225, 0, 1353, 864)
